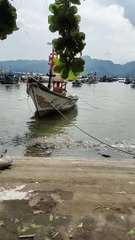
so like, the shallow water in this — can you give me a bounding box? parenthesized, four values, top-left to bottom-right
(0, 82, 135, 160)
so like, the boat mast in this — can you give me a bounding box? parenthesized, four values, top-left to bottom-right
(48, 48, 54, 89)
(47, 43, 56, 90)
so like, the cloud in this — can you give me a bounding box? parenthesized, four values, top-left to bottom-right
(0, 0, 135, 64)
(95, 0, 135, 26)
(0, 0, 54, 60)
(78, 1, 135, 63)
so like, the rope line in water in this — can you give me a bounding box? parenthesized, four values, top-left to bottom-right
(79, 97, 101, 109)
(33, 82, 135, 158)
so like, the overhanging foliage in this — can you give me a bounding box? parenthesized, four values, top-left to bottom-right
(0, 0, 18, 40)
(48, 0, 86, 79)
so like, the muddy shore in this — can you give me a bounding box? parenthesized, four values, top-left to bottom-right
(0, 157, 135, 240)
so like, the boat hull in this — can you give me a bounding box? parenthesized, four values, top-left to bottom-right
(27, 78, 78, 117)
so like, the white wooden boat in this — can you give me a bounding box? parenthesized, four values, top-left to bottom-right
(27, 77, 78, 117)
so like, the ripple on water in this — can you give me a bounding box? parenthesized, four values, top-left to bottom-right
(0, 82, 135, 159)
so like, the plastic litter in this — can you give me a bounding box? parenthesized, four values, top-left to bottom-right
(0, 149, 14, 170)
(19, 234, 36, 239)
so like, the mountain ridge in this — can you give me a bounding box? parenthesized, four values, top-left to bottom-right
(0, 56, 135, 77)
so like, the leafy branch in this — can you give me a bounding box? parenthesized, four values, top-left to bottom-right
(0, 0, 18, 40)
(48, 0, 86, 80)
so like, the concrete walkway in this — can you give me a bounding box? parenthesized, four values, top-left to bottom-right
(0, 157, 135, 240)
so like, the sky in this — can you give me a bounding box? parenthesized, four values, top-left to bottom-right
(0, 0, 135, 64)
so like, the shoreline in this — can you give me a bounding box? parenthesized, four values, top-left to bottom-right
(0, 156, 135, 240)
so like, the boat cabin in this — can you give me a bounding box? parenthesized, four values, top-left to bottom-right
(52, 78, 67, 95)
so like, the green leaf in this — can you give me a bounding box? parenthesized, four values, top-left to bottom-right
(49, 24, 57, 33)
(72, 58, 85, 73)
(128, 228, 135, 237)
(31, 224, 43, 229)
(77, 222, 84, 228)
(68, 70, 78, 80)
(15, 218, 19, 224)
(53, 37, 66, 52)
(70, 0, 81, 4)
(19, 226, 29, 233)
(69, 6, 78, 15)
(55, 215, 60, 220)
(49, 214, 54, 222)
(0, 220, 5, 226)
(54, 63, 65, 73)
(53, 57, 59, 65)
(48, 15, 55, 24)
(60, 67, 69, 79)
(49, 3, 59, 14)
(72, 31, 85, 41)
(75, 15, 81, 24)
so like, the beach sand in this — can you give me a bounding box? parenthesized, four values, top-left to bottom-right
(0, 156, 135, 240)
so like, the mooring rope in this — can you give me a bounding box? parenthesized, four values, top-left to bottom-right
(78, 97, 101, 109)
(31, 81, 135, 158)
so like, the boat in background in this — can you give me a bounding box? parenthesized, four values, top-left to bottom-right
(0, 73, 19, 85)
(124, 77, 132, 84)
(131, 79, 135, 88)
(87, 72, 99, 84)
(99, 75, 118, 82)
(72, 79, 82, 87)
(131, 83, 135, 88)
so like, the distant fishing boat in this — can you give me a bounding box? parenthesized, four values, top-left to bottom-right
(27, 50, 78, 117)
(124, 77, 132, 84)
(87, 72, 99, 84)
(0, 73, 19, 85)
(131, 83, 135, 88)
(72, 79, 82, 87)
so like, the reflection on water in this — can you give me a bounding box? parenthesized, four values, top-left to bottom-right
(0, 83, 20, 92)
(0, 82, 135, 160)
(27, 106, 78, 137)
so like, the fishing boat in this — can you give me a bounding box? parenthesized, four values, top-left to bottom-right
(27, 77, 78, 117)
(124, 77, 132, 84)
(0, 73, 19, 84)
(72, 79, 82, 87)
(27, 50, 78, 117)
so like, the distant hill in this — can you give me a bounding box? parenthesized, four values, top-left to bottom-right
(0, 57, 135, 77)
(83, 56, 135, 77)
(0, 59, 49, 74)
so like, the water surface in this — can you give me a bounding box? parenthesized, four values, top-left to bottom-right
(0, 82, 135, 160)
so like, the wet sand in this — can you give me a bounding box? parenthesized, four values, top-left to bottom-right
(0, 156, 135, 240)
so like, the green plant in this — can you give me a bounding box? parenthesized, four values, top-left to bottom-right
(48, 0, 85, 80)
(0, 0, 18, 40)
